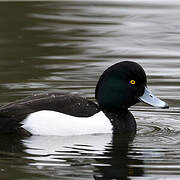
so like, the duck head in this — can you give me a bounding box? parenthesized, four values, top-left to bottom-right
(95, 61, 168, 111)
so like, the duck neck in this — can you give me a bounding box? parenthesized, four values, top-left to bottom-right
(102, 108, 136, 134)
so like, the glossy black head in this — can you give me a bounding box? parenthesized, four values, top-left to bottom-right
(95, 61, 147, 111)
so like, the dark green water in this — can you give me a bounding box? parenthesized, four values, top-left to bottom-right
(0, 1, 180, 179)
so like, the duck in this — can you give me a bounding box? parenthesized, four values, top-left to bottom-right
(0, 61, 168, 136)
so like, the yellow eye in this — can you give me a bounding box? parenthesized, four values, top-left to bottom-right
(130, 80, 136, 85)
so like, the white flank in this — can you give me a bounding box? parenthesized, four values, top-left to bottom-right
(22, 110, 112, 136)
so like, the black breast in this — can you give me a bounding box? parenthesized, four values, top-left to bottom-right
(102, 109, 137, 133)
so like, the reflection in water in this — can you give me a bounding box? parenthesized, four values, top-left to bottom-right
(23, 133, 144, 179)
(94, 133, 143, 179)
(0, 0, 180, 179)
(0, 133, 142, 179)
(1, 130, 180, 179)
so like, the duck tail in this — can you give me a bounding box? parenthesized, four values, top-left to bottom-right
(0, 116, 20, 134)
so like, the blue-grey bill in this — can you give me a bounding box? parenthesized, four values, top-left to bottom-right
(138, 87, 169, 109)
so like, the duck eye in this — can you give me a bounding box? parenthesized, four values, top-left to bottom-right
(130, 80, 136, 85)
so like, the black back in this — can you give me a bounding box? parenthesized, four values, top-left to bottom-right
(0, 93, 100, 133)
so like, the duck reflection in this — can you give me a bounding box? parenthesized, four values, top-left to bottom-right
(0, 133, 144, 179)
(94, 133, 144, 179)
(0, 134, 26, 153)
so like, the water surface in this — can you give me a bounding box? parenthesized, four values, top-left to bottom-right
(0, 1, 180, 179)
